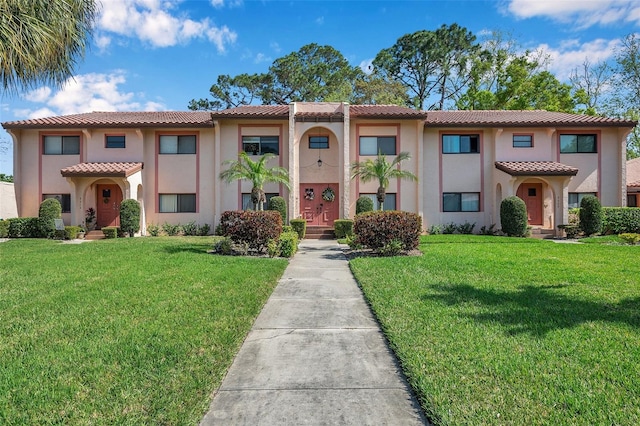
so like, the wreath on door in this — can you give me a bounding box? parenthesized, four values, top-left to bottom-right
(322, 187, 335, 202)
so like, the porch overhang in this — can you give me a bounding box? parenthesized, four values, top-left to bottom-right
(61, 162, 143, 178)
(495, 161, 578, 177)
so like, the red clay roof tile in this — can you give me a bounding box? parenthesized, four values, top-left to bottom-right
(495, 161, 579, 176)
(627, 157, 640, 188)
(426, 110, 636, 127)
(209, 105, 289, 119)
(349, 104, 428, 119)
(61, 162, 143, 178)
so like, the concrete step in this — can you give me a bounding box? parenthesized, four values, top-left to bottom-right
(85, 230, 105, 240)
(305, 226, 335, 240)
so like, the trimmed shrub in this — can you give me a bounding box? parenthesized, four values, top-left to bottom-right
(147, 223, 160, 237)
(619, 233, 640, 245)
(219, 210, 282, 253)
(0, 220, 8, 238)
(479, 224, 497, 236)
(456, 221, 476, 234)
(102, 226, 118, 239)
(356, 196, 374, 215)
(7, 217, 42, 238)
(442, 222, 457, 234)
(353, 211, 422, 251)
(427, 224, 441, 235)
(162, 222, 182, 236)
(39, 198, 62, 238)
(334, 219, 354, 238)
(290, 219, 306, 239)
(277, 231, 299, 258)
(268, 196, 287, 224)
(119, 199, 141, 237)
(64, 225, 83, 240)
(579, 195, 602, 236)
(198, 223, 211, 236)
(182, 221, 199, 236)
(602, 207, 640, 234)
(500, 196, 528, 237)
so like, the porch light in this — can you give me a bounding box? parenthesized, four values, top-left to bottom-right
(317, 158, 323, 167)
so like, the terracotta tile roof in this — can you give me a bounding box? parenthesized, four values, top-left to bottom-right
(2, 111, 214, 129)
(295, 111, 345, 122)
(426, 110, 637, 127)
(627, 157, 640, 187)
(61, 162, 143, 178)
(209, 105, 289, 119)
(349, 104, 428, 119)
(495, 161, 579, 176)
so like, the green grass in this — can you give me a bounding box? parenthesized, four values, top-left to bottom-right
(0, 237, 287, 425)
(350, 235, 640, 425)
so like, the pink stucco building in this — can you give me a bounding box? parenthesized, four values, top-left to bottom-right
(2, 102, 636, 236)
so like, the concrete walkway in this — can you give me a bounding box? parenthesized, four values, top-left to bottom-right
(200, 239, 428, 425)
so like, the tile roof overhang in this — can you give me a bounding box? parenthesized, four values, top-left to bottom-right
(209, 105, 289, 120)
(495, 161, 579, 176)
(425, 110, 638, 127)
(294, 112, 345, 122)
(629, 181, 640, 188)
(61, 162, 143, 178)
(349, 105, 428, 119)
(2, 112, 214, 129)
(627, 157, 640, 188)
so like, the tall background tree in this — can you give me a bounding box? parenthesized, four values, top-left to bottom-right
(0, 0, 97, 93)
(219, 152, 291, 210)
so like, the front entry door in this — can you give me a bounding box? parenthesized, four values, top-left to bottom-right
(300, 183, 339, 226)
(96, 184, 122, 228)
(517, 183, 543, 225)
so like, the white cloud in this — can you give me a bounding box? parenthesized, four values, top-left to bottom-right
(270, 42, 281, 53)
(97, 0, 237, 51)
(506, 0, 640, 28)
(359, 59, 374, 74)
(537, 38, 621, 81)
(15, 71, 166, 119)
(315, 16, 325, 25)
(254, 53, 271, 64)
(210, 0, 243, 7)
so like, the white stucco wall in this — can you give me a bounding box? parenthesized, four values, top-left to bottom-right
(0, 182, 17, 219)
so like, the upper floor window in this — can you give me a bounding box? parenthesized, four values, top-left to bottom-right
(443, 192, 480, 212)
(159, 193, 196, 213)
(359, 136, 396, 156)
(568, 192, 597, 209)
(309, 136, 329, 149)
(560, 134, 597, 153)
(242, 136, 279, 155)
(42, 194, 71, 213)
(106, 135, 125, 148)
(43, 135, 80, 155)
(442, 134, 479, 153)
(159, 135, 196, 154)
(513, 134, 533, 148)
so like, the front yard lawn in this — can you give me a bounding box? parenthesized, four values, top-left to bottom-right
(0, 237, 287, 424)
(350, 235, 640, 425)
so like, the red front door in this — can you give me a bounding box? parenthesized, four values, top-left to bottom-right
(517, 183, 543, 225)
(96, 184, 122, 228)
(300, 183, 339, 226)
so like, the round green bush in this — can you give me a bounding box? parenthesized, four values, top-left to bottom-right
(38, 198, 62, 238)
(500, 196, 528, 237)
(119, 199, 141, 237)
(579, 195, 602, 236)
(267, 196, 287, 224)
(356, 196, 374, 215)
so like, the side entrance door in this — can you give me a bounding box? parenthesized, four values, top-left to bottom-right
(300, 183, 339, 226)
(96, 184, 122, 228)
(516, 183, 543, 225)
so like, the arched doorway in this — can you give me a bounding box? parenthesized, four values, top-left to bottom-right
(96, 182, 123, 228)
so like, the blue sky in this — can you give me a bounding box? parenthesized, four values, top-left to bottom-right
(1, 0, 640, 175)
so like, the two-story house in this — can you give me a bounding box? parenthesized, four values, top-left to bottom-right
(2, 103, 635, 236)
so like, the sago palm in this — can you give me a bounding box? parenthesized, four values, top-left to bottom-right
(350, 151, 417, 210)
(220, 152, 291, 210)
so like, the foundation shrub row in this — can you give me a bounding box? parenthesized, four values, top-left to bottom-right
(352, 211, 422, 252)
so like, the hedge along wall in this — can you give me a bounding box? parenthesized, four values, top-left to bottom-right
(353, 211, 422, 250)
(602, 207, 640, 234)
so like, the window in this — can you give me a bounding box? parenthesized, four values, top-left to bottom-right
(242, 136, 279, 155)
(442, 134, 480, 153)
(628, 194, 638, 207)
(159, 194, 196, 212)
(42, 194, 71, 213)
(242, 193, 279, 210)
(443, 192, 480, 212)
(309, 136, 329, 149)
(359, 136, 396, 156)
(560, 134, 597, 153)
(159, 135, 196, 154)
(43, 135, 80, 155)
(568, 192, 597, 209)
(513, 134, 533, 148)
(359, 193, 396, 211)
(106, 135, 125, 148)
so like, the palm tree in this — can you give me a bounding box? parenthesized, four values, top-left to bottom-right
(220, 152, 291, 210)
(0, 0, 97, 93)
(350, 151, 418, 210)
